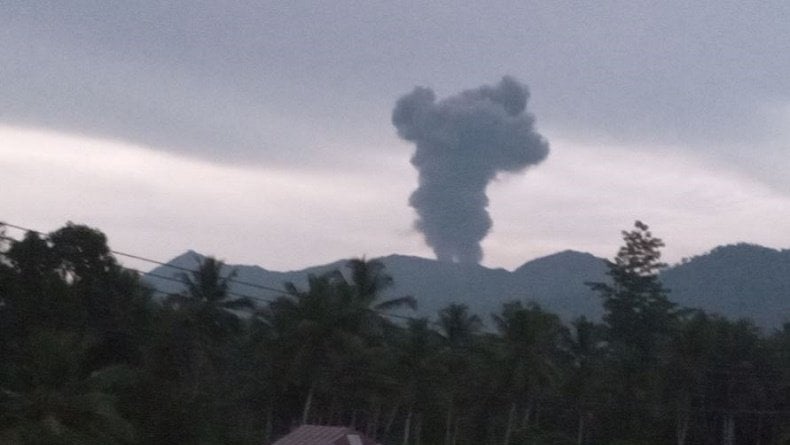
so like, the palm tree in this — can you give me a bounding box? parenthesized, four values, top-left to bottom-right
(437, 303, 482, 349)
(345, 257, 416, 313)
(167, 256, 254, 341)
(392, 318, 443, 445)
(492, 301, 565, 445)
(262, 258, 416, 427)
(262, 271, 364, 425)
(0, 330, 135, 444)
(565, 317, 605, 445)
(161, 256, 255, 440)
(663, 311, 714, 445)
(436, 303, 482, 445)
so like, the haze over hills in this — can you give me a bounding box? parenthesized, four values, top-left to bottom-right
(145, 243, 790, 329)
(661, 244, 790, 329)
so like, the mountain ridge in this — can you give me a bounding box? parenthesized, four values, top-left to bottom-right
(144, 243, 790, 329)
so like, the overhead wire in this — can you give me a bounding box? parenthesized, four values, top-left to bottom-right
(1, 219, 788, 330)
(2, 221, 286, 294)
(3, 221, 790, 416)
(0, 220, 417, 321)
(5, 222, 789, 385)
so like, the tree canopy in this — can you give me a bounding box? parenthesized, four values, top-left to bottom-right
(1, 221, 788, 445)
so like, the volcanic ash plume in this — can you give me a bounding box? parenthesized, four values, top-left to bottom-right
(392, 76, 549, 263)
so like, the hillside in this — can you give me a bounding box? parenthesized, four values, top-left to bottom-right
(662, 243, 790, 328)
(144, 244, 790, 329)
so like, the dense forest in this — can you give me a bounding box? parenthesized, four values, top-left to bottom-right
(0, 221, 788, 445)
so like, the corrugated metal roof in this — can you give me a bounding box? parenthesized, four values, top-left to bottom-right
(270, 425, 380, 445)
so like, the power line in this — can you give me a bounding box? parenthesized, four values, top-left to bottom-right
(0, 220, 417, 321)
(1, 221, 290, 295)
(4, 222, 790, 412)
(121, 265, 416, 321)
(0, 222, 284, 307)
(113, 250, 297, 296)
(134, 268, 276, 305)
(10, 222, 788, 382)
(114, 253, 416, 320)
(1, 220, 787, 341)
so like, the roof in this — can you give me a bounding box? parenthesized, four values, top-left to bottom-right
(271, 424, 380, 445)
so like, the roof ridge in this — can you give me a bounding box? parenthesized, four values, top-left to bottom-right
(272, 424, 368, 445)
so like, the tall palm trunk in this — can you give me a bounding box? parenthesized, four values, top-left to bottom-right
(264, 406, 273, 444)
(576, 412, 585, 445)
(402, 408, 413, 445)
(521, 400, 533, 428)
(414, 414, 423, 445)
(367, 401, 381, 439)
(675, 392, 691, 445)
(444, 400, 454, 445)
(328, 395, 340, 424)
(302, 382, 315, 425)
(722, 414, 735, 445)
(503, 402, 517, 445)
(485, 417, 496, 445)
(676, 411, 689, 445)
(384, 404, 400, 438)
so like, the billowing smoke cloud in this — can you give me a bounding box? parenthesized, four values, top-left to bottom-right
(393, 77, 549, 263)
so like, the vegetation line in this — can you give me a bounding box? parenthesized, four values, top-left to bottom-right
(1, 220, 789, 445)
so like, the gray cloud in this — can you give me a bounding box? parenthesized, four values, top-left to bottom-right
(0, 1, 386, 167)
(393, 77, 549, 263)
(1, 1, 789, 182)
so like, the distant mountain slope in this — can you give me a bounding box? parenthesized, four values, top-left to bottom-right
(144, 250, 607, 326)
(661, 244, 790, 328)
(513, 250, 608, 321)
(145, 249, 347, 298)
(143, 244, 790, 329)
(370, 254, 519, 321)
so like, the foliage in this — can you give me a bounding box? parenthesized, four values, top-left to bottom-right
(0, 221, 788, 445)
(588, 221, 676, 359)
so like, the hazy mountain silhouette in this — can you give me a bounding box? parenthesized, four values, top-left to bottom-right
(661, 243, 790, 329)
(145, 244, 790, 329)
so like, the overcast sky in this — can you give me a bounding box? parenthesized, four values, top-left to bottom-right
(2, 1, 789, 271)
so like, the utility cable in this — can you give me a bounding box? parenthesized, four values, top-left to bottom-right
(0, 220, 416, 322)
